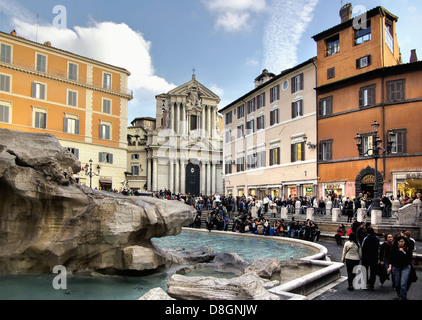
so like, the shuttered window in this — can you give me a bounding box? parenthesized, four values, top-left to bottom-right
(359, 85, 376, 107)
(0, 74, 11, 92)
(291, 143, 305, 162)
(0, 43, 12, 63)
(36, 53, 47, 73)
(387, 129, 407, 154)
(291, 100, 303, 118)
(318, 140, 333, 161)
(32, 82, 46, 100)
(386, 79, 405, 102)
(319, 96, 333, 117)
(0, 104, 9, 123)
(291, 74, 304, 93)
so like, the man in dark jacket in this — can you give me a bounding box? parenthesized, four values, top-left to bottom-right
(361, 227, 380, 290)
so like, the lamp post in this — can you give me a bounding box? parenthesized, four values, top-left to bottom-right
(354, 121, 394, 211)
(84, 159, 101, 188)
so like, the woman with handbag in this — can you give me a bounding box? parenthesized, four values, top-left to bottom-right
(342, 233, 361, 291)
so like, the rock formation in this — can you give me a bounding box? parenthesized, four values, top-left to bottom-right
(0, 129, 196, 275)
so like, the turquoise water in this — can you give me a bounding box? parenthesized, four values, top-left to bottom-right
(0, 231, 317, 300)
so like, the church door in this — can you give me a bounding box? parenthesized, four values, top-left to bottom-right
(185, 163, 200, 196)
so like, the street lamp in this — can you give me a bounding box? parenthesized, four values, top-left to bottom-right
(84, 159, 101, 188)
(354, 121, 394, 211)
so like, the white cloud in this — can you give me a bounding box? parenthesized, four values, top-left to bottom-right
(11, 18, 176, 96)
(202, 0, 267, 32)
(263, 0, 319, 72)
(209, 84, 224, 97)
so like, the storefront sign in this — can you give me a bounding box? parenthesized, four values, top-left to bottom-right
(406, 173, 422, 180)
(361, 175, 375, 184)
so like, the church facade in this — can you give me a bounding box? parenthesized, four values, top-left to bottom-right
(145, 74, 224, 196)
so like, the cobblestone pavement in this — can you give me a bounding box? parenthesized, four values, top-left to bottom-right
(313, 238, 422, 300)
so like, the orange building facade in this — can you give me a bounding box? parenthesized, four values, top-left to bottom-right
(313, 4, 422, 199)
(0, 30, 133, 190)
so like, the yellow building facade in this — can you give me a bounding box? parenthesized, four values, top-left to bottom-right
(0, 30, 133, 190)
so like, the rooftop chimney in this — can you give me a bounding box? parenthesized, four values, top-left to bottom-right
(340, 3, 353, 23)
(410, 49, 418, 63)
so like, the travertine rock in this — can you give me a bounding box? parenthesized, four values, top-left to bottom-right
(0, 129, 196, 275)
(139, 287, 175, 300)
(167, 273, 281, 300)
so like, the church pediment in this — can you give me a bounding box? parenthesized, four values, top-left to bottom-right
(167, 75, 220, 102)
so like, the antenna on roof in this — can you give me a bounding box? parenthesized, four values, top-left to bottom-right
(36, 14, 39, 42)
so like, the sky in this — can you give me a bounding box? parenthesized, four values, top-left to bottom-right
(0, 0, 421, 124)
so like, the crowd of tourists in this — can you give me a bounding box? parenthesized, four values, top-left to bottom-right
(341, 220, 418, 300)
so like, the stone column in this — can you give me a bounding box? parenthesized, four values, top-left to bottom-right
(211, 163, 216, 195)
(181, 104, 186, 136)
(357, 208, 366, 222)
(371, 209, 382, 225)
(170, 103, 175, 133)
(207, 105, 211, 137)
(306, 208, 314, 221)
(180, 160, 186, 194)
(169, 159, 174, 194)
(201, 161, 206, 195)
(332, 208, 341, 222)
(175, 158, 180, 194)
(147, 155, 151, 192)
(153, 157, 158, 192)
(206, 162, 211, 195)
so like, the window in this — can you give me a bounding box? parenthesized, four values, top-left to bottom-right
(319, 96, 333, 117)
(99, 123, 111, 140)
(68, 62, 78, 81)
(291, 100, 303, 118)
(319, 140, 333, 161)
(36, 53, 47, 73)
(0, 74, 11, 92)
(103, 72, 112, 90)
(385, 21, 394, 54)
(356, 55, 372, 69)
(359, 85, 376, 107)
(291, 142, 305, 162)
(236, 156, 245, 172)
(0, 43, 12, 63)
(247, 153, 257, 170)
(357, 134, 374, 157)
(355, 21, 372, 45)
(190, 115, 198, 130)
(256, 151, 266, 168)
(237, 104, 244, 119)
(247, 98, 255, 114)
(225, 128, 232, 143)
(34, 110, 47, 129)
(225, 159, 233, 174)
(131, 154, 140, 160)
(237, 124, 244, 139)
(64, 117, 80, 135)
(269, 147, 280, 166)
(99, 152, 113, 164)
(387, 129, 407, 154)
(327, 67, 335, 79)
(257, 93, 265, 109)
(102, 98, 112, 114)
(270, 85, 280, 102)
(270, 109, 279, 126)
(31, 82, 46, 100)
(291, 74, 303, 93)
(131, 165, 140, 176)
(67, 90, 78, 107)
(326, 35, 340, 56)
(257, 115, 265, 130)
(225, 111, 232, 125)
(387, 79, 405, 102)
(246, 119, 255, 135)
(66, 147, 79, 159)
(0, 104, 10, 123)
